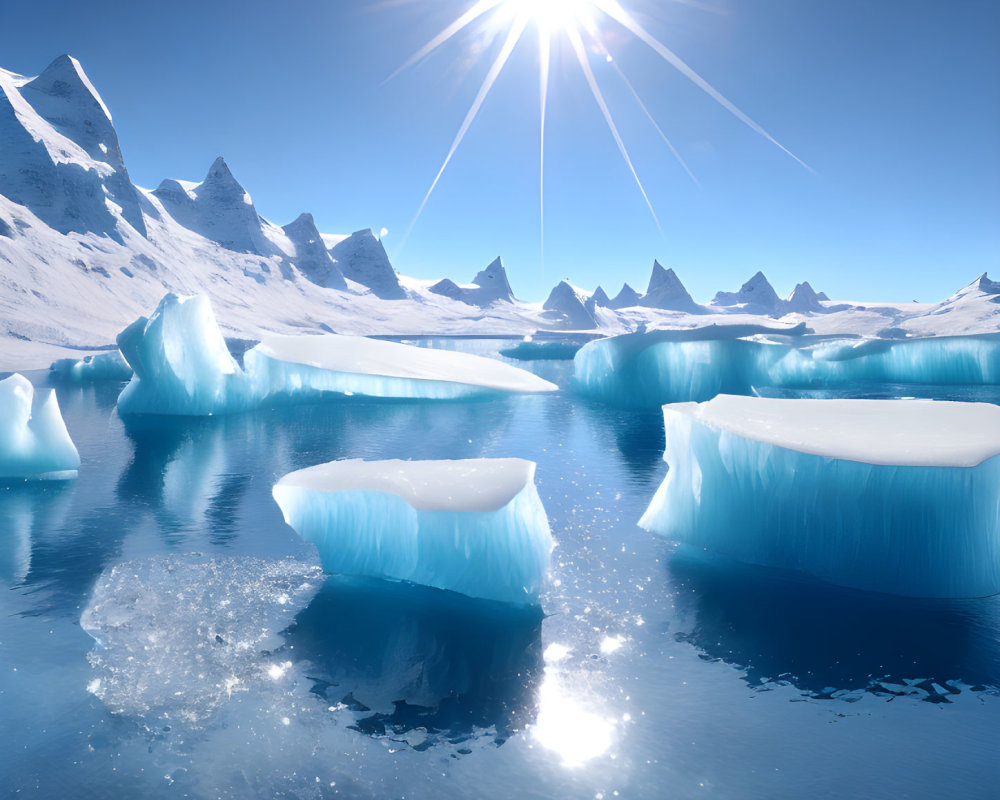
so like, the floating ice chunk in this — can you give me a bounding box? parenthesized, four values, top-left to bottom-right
(573, 324, 808, 407)
(0, 374, 79, 479)
(273, 458, 553, 605)
(116, 293, 557, 415)
(117, 293, 256, 415)
(575, 327, 1000, 408)
(499, 340, 584, 361)
(248, 332, 558, 401)
(639, 395, 1000, 597)
(49, 350, 132, 382)
(81, 554, 322, 726)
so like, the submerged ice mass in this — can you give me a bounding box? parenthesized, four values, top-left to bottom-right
(116, 294, 557, 414)
(640, 395, 1000, 597)
(273, 458, 553, 605)
(49, 350, 132, 382)
(81, 554, 322, 726)
(0, 373, 79, 479)
(575, 327, 1000, 407)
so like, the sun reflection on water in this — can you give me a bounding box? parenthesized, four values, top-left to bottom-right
(531, 643, 616, 767)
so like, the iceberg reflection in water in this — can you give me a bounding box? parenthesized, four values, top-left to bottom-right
(668, 550, 1000, 702)
(283, 575, 544, 752)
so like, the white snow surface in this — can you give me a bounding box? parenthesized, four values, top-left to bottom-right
(255, 334, 557, 394)
(274, 458, 536, 512)
(667, 394, 1000, 467)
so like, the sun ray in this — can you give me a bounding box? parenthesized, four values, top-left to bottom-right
(591, 0, 814, 172)
(566, 21, 663, 234)
(539, 29, 551, 269)
(603, 50, 700, 187)
(397, 13, 531, 253)
(384, 0, 505, 83)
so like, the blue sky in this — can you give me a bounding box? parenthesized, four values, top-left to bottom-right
(2, 0, 997, 302)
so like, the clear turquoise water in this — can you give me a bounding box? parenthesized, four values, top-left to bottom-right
(2, 343, 999, 799)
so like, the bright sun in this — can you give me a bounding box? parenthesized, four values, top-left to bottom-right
(391, 0, 809, 255)
(508, 0, 593, 31)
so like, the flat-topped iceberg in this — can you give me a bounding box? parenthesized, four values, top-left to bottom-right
(574, 326, 1000, 407)
(49, 351, 133, 383)
(272, 458, 553, 605)
(248, 332, 557, 401)
(0, 374, 80, 479)
(640, 395, 1000, 597)
(116, 294, 557, 415)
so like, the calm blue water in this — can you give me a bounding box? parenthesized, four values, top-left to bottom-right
(2, 343, 999, 799)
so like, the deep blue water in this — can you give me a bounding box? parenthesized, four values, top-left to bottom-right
(2, 343, 1000, 799)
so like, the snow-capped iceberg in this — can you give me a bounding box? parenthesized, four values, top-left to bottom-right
(50, 351, 132, 382)
(640, 395, 1000, 597)
(575, 326, 1000, 407)
(116, 294, 557, 415)
(0, 373, 80, 479)
(272, 458, 553, 605)
(247, 332, 557, 401)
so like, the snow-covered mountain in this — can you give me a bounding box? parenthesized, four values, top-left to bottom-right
(0, 55, 997, 369)
(429, 256, 515, 307)
(607, 283, 642, 310)
(542, 282, 597, 330)
(640, 261, 703, 314)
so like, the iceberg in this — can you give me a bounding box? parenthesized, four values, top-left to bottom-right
(574, 326, 1000, 408)
(49, 350, 132, 382)
(639, 395, 1000, 597)
(247, 331, 558, 402)
(116, 294, 557, 415)
(116, 293, 255, 415)
(272, 458, 553, 605)
(0, 373, 80, 479)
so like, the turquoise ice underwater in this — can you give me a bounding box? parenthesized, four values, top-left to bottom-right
(2, 341, 1000, 798)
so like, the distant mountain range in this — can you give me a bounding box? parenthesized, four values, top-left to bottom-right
(1, 55, 997, 368)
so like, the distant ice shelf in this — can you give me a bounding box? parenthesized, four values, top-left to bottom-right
(116, 293, 557, 415)
(0, 373, 79, 479)
(50, 350, 133, 382)
(639, 395, 1000, 597)
(272, 458, 553, 606)
(574, 326, 1000, 407)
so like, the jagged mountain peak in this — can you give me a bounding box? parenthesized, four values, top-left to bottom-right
(608, 282, 641, 310)
(282, 212, 346, 290)
(978, 273, 1000, 294)
(786, 281, 826, 313)
(642, 260, 701, 313)
(329, 229, 405, 299)
(23, 55, 113, 123)
(713, 270, 782, 313)
(542, 280, 597, 329)
(199, 156, 251, 201)
(472, 256, 514, 302)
